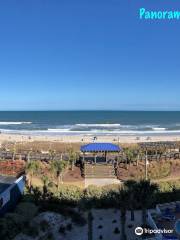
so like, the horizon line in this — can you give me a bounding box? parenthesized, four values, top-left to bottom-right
(0, 109, 180, 112)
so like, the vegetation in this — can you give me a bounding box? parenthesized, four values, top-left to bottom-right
(15, 202, 39, 221)
(0, 141, 180, 240)
(123, 147, 136, 169)
(1, 141, 180, 183)
(41, 175, 51, 199)
(23, 179, 180, 210)
(0, 179, 179, 240)
(25, 160, 41, 189)
(67, 148, 78, 170)
(116, 180, 158, 239)
(50, 160, 68, 189)
(119, 188, 128, 240)
(57, 185, 83, 206)
(117, 159, 180, 181)
(158, 180, 180, 192)
(124, 180, 137, 221)
(147, 161, 171, 179)
(48, 149, 56, 161)
(133, 180, 159, 225)
(0, 202, 38, 240)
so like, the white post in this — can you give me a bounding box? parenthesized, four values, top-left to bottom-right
(145, 150, 148, 180)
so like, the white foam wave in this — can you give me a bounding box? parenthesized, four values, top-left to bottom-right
(0, 121, 32, 125)
(48, 128, 71, 132)
(39, 128, 180, 135)
(75, 123, 121, 128)
(1, 126, 180, 136)
(152, 128, 166, 131)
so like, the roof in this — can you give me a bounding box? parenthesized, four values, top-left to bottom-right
(80, 143, 121, 152)
(0, 175, 16, 184)
(0, 183, 10, 194)
(0, 175, 16, 194)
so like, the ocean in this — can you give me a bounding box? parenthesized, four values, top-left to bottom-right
(0, 111, 180, 136)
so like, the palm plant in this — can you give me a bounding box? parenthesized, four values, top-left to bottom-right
(124, 148, 134, 169)
(119, 187, 128, 240)
(134, 180, 159, 226)
(68, 148, 77, 170)
(41, 175, 50, 198)
(137, 148, 144, 166)
(124, 180, 137, 221)
(50, 160, 68, 190)
(49, 149, 56, 161)
(25, 160, 40, 189)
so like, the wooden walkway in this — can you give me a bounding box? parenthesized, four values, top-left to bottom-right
(85, 163, 116, 179)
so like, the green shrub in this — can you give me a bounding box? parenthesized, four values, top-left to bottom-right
(83, 185, 103, 208)
(40, 220, 50, 232)
(56, 185, 83, 206)
(158, 180, 180, 192)
(15, 202, 38, 221)
(148, 162, 171, 179)
(24, 224, 39, 237)
(84, 185, 103, 200)
(0, 213, 25, 240)
(154, 180, 180, 204)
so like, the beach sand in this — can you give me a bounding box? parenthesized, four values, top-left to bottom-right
(0, 133, 180, 144)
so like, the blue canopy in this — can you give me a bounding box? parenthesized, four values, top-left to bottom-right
(81, 143, 121, 152)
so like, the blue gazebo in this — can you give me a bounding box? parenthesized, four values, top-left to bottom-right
(81, 143, 121, 164)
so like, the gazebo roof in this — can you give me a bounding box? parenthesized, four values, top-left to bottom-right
(80, 143, 121, 152)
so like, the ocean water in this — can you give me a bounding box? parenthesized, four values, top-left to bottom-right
(0, 111, 180, 136)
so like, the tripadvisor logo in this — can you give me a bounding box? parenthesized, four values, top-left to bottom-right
(135, 227, 143, 236)
(135, 226, 174, 236)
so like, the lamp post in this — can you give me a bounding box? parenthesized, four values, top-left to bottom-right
(145, 149, 148, 180)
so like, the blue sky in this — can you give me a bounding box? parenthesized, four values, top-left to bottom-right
(0, 0, 180, 110)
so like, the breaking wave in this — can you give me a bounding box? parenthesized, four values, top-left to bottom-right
(1, 121, 180, 136)
(152, 127, 166, 131)
(0, 122, 32, 125)
(75, 124, 121, 128)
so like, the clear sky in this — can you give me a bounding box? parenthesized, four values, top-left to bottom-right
(0, 0, 180, 110)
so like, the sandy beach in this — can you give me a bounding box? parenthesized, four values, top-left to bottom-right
(0, 133, 180, 144)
